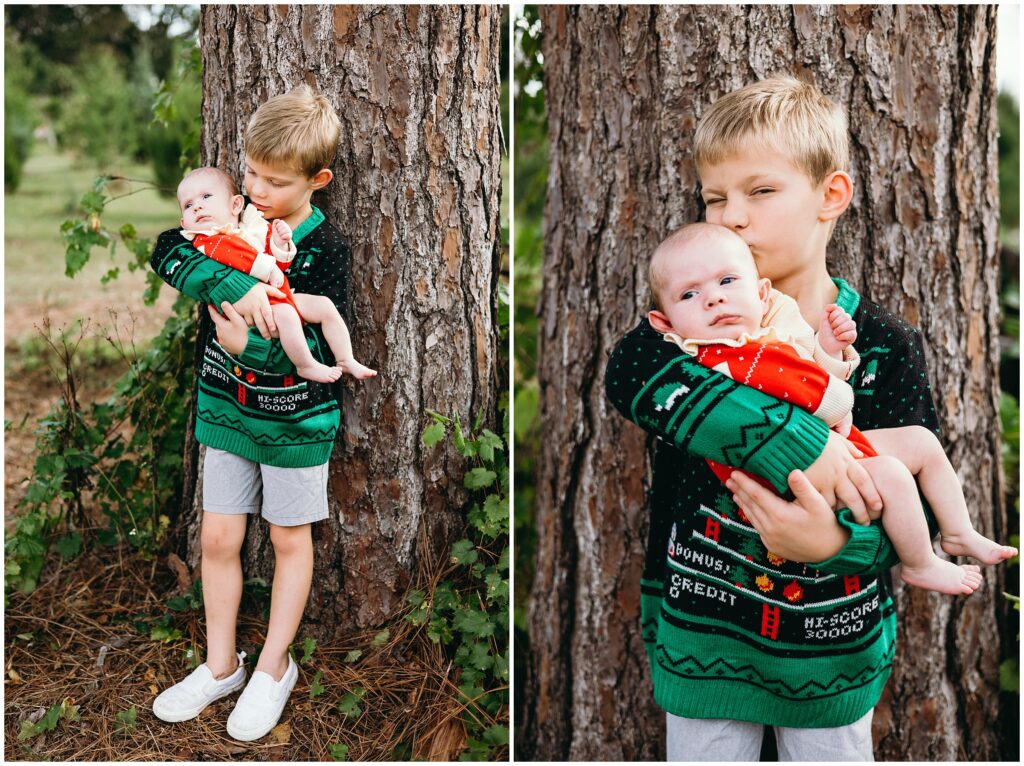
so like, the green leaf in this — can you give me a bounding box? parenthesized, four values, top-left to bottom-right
(422, 421, 446, 448)
(344, 649, 363, 663)
(451, 539, 479, 565)
(309, 670, 325, 699)
(453, 414, 476, 458)
(114, 706, 137, 736)
(371, 629, 390, 648)
(299, 636, 317, 664)
(483, 724, 509, 746)
(464, 468, 497, 490)
(452, 607, 495, 638)
(55, 532, 83, 560)
(999, 658, 1019, 692)
(329, 743, 350, 761)
(337, 687, 365, 717)
(406, 589, 426, 607)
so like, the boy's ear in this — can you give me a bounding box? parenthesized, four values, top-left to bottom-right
(818, 170, 853, 222)
(648, 310, 675, 335)
(309, 168, 333, 190)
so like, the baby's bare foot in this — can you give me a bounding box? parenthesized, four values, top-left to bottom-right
(338, 358, 378, 380)
(296, 362, 343, 383)
(940, 530, 1017, 565)
(899, 558, 983, 595)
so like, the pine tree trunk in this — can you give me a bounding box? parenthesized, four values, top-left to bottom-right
(182, 5, 502, 639)
(524, 5, 1007, 761)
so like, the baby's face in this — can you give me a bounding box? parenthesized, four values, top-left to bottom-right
(178, 175, 242, 230)
(650, 234, 768, 341)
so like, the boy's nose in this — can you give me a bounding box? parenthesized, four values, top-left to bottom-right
(721, 201, 747, 230)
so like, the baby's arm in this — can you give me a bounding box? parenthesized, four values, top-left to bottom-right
(192, 232, 285, 287)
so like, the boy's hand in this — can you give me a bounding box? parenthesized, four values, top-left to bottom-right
(209, 302, 252, 356)
(272, 219, 293, 248)
(233, 283, 286, 339)
(726, 470, 851, 562)
(818, 304, 857, 357)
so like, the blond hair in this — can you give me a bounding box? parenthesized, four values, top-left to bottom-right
(177, 166, 238, 203)
(244, 84, 341, 178)
(693, 76, 848, 184)
(649, 223, 754, 311)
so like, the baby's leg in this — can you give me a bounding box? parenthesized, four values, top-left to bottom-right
(271, 303, 341, 383)
(865, 426, 1016, 564)
(860, 455, 982, 595)
(292, 294, 377, 380)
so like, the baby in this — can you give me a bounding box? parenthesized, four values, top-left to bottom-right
(177, 167, 376, 383)
(647, 223, 1016, 595)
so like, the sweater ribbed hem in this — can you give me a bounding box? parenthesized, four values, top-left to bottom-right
(649, 609, 896, 728)
(196, 424, 334, 468)
(651, 661, 888, 729)
(745, 410, 829, 493)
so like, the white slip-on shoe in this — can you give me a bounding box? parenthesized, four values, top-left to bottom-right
(152, 651, 248, 723)
(226, 654, 298, 741)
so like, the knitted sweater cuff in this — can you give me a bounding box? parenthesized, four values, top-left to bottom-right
(812, 374, 854, 427)
(809, 510, 892, 575)
(744, 409, 829, 492)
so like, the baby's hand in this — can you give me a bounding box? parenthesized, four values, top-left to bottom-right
(818, 303, 857, 357)
(271, 219, 293, 248)
(835, 411, 853, 438)
(268, 265, 285, 289)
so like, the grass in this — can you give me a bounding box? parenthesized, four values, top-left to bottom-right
(4, 140, 180, 324)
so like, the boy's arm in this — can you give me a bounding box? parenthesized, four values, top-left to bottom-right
(151, 229, 294, 372)
(809, 321, 941, 575)
(606, 320, 832, 493)
(151, 229, 260, 307)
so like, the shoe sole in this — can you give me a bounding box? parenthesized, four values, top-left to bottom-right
(152, 677, 247, 723)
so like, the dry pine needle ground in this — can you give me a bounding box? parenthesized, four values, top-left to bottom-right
(5, 542, 504, 761)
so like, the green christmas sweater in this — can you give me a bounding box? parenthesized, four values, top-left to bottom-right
(604, 279, 940, 728)
(150, 205, 348, 468)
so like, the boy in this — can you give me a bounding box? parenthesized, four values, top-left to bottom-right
(646, 222, 1013, 595)
(604, 76, 948, 760)
(176, 166, 377, 383)
(151, 85, 356, 742)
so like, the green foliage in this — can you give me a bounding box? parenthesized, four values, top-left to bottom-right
(329, 743, 350, 761)
(7, 90, 197, 598)
(999, 593, 1020, 693)
(4, 29, 39, 191)
(512, 3, 546, 709)
(337, 687, 366, 718)
(146, 42, 202, 196)
(998, 92, 1019, 234)
(17, 698, 79, 741)
(309, 670, 326, 699)
(114, 706, 138, 736)
(59, 48, 152, 168)
(414, 399, 509, 761)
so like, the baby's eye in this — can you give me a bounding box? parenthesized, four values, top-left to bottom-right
(184, 202, 192, 209)
(203, 193, 212, 199)
(681, 290, 696, 300)
(720, 276, 737, 285)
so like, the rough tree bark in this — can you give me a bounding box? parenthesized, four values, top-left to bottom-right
(523, 5, 1007, 761)
(179, 5, 502, 638)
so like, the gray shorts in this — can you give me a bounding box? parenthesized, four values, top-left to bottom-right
(666, 709, 874, 761)
(202, 447, 329, 527)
